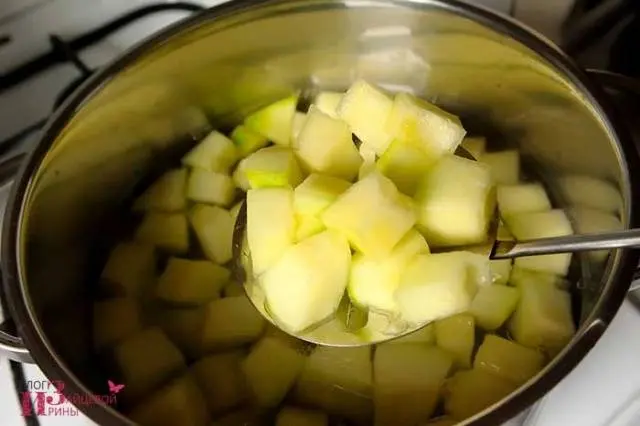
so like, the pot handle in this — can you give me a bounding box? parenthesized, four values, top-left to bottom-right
(0, 152, 33, 363)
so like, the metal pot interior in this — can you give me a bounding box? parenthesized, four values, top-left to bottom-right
(7, 0, 636, 424)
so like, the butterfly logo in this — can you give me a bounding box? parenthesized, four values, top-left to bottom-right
(108, 380, 125, 394)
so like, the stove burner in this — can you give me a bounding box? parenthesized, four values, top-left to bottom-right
(561, 0, 637, 55)
(0, 2, 206, 157)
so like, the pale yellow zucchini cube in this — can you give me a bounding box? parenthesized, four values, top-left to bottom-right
(135, 213, 189, 254)
(415, 155, 494, 247)
(247, 187, 296, 274)
(434, 314, 475, 369)
(474, 335, 544, 385)
(245, 95, 298, 146)
(189, 204, 235, 264)
(241, 335, 307, 408)
(295, 107, 362, 181)
(337, 80, 394, 155)
(322, 172, 416, 259)
(182, 131, 239, 173)
(375, 344, 453, 426)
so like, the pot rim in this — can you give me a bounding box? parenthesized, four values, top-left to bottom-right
(2, 1, 640, 425)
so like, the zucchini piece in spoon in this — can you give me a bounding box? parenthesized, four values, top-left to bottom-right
(322, 171, 416, 259)
(260, 230, 351, 333)
(415, 154, 494, 247)
(295, 106, 362, 181)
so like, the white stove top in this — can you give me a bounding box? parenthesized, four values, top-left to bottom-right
(3, 0, 639, 425)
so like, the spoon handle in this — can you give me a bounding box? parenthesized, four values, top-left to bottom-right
(491, 228, 640, 259)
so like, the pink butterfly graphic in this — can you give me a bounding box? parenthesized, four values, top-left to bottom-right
(108, 380, 125, 394)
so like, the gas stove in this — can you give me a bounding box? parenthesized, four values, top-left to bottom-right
(0, 1, 639, 425)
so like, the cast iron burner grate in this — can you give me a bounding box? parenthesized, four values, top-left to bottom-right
(0, 2, 206, 158)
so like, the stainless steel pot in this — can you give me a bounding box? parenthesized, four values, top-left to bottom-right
(1, 0, 639, 425)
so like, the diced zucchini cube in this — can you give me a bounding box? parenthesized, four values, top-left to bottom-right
(470, 285, 519, 331)
(570, 206, 623, 263)
(348, 229, 429, 313)
(294, 173, 351, 216)
(395, 253, 478, 324)
(415, 155, 494, 247)
(276, 407, 328, 426)
(157, 307, 206, 358)
(291, 112, 307, 142)
(337, 80, 394, 155)
(444, 369, 517, 420)
(245, 95, 298, 146)
(230, 124, 269, 156)
(377, 138, 437, 196)
(182, 131, 239, 173)
(460, 136, 486, 160)
(232, 160, 251, 191)
(133, 169, 187, 212)
(508, 270, 575, 356)
(481, 150, 520, 185)
(101, 241, 156, 297)
(386, 93, 466, 161)
(242, 335, 307, 407)
(375, 344, 453, 426)
(189, 204, 235, 264)
(242, 146, 303, 189)
(130, 374, 209, 426)
(135, 213, 189, 254)
(570, 207, 623, 233)
(295, 106, 362, 181)
(505, 209, 574, 276)
(474, 335, 544, 385)
(558, 174, 623, 213)
(295, 215, 326, 241)
(156, 258, 229, 306)
(187, 169, 236, 207)
(93, 298, 141, 350)
(508, 266, 559, 288)
(322, 172, 416, 259)
(497, 183, 551, 216)
(113, 328, 186, 402)
(191, 351, 248, 414)
(294, 346, 373, 424)
(490, 259, 512, 285)
(434, 314, 475, 368)
(387, 323, 434, 345)
(315, 91, 343, 118)
(201, 297, 265, 351)
(260, 230, 351, 333)
(247, 187, 296, 274)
